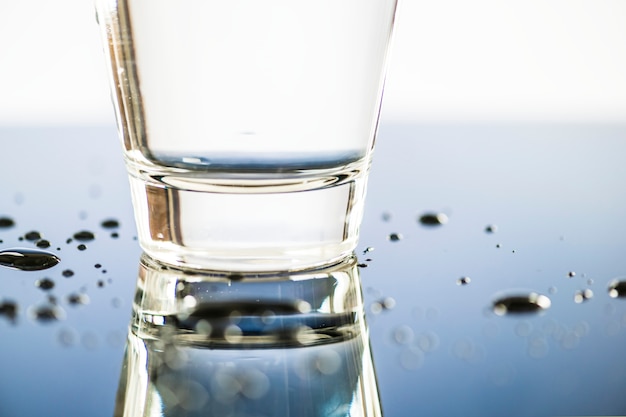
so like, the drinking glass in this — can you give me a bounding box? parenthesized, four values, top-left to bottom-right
(95, 0, 399, 271)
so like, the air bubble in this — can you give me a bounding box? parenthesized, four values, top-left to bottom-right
(568, 271, 576, 278)
(485, 225, 497, 233)
(62, 269, 74, 278)
(77, 244, 87, 251)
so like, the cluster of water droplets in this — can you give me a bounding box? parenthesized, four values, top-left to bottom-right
(363, 208, 626, 371)
(0, 215, 123, 328)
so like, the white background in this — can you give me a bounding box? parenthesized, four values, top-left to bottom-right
(0, 0, 624, 126)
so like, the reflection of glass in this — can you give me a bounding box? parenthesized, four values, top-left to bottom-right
(114, 253, 382, 416)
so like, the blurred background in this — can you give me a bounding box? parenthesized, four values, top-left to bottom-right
(0, 0, 624, 126)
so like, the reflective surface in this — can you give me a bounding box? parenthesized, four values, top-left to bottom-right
(1, 124, 626, 416)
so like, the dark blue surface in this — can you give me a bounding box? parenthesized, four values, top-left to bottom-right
(1, 124, 626, 416)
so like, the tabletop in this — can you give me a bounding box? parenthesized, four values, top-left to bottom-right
(1, 123, 625, 417)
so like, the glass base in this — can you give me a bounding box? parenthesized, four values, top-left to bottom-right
(127, 163, 369, 272)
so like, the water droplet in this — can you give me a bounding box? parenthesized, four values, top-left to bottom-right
(62, 269, 74, 278)
(101, 219, 120, 229)
(35, 278, 55, 290)
(0, 217, 15, 228)
(416, 331, 440, 352)
(399, 345, 424, 370)
(0, 248, 61, 271)
(382, 297, 396, 310)
(387, 233, 402, 242)
(574, 289, 593, 303)
(30, 304, 65, 322)
(568, 271, 576, 278)
(73, 231, 95, 241)
(418, 212, 448, 226)
(608, 279, 626, 298)
(393, 325, 414, 345)
(57, 327, 78, 347)
(492, 292, 551, 316)
(35, 239, 51, 249)
(67, 293, 90, 306)
(24, 231, 42, 241)
(485, 224, 497, 233)
(77, 244, 87, 251)
(0, 300, 18, 322)
(457, 276, 471, 286)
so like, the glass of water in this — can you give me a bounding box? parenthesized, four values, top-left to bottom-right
(95, 0, 399, 271)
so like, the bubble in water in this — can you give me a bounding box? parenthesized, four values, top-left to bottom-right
(387, 233, 402, 242)
(492, 292, 551, 316)
(357, 263, 368, 268)
(35, 278, 55, 290)
(457, 276, 471, 286)
(62, 269, 74, 278)
(0, 300, 18, 322)
(73, 231, 95, 242)
(0, 248, 61, 271)
(485, 224, 497, 233)
(608, 279, 626, 298)
(568, 271, 576, 278)
(0, 217, 16, 228)
(496, 244, 502, 248)
(111, 232, 119, 239)
(381, 212, 391, 222)
(574, 289, 593, 303)
(418, 212, 448, 226)
(77, 244, 87, 251)
(94, 263, 102, 269)
(101, 219, 120, 229)
(363, 246, 375, 254)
